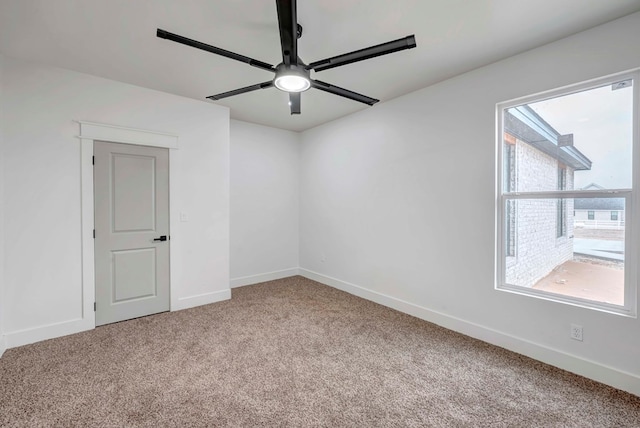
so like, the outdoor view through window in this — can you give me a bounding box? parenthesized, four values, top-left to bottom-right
(498, 75, 635, 313)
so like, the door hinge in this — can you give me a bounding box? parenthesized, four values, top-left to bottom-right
(94, 302, 96, 312)
(93, 229, 95, 239)
(92, 155, 95, 165)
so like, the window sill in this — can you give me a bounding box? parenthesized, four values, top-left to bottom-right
(496, 283, 636, 318)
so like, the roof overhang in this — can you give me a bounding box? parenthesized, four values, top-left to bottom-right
(505, 105, 592, 171)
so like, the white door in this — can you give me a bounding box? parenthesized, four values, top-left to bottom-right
(94, 141, 170, 326)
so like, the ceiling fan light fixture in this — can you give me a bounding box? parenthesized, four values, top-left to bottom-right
(274, 63, 311, 93)
(275, 74, 310, 92)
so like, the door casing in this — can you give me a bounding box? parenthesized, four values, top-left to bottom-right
(78, 121, 179, 331)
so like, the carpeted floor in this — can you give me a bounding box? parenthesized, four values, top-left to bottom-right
(1, 276, 639, 427)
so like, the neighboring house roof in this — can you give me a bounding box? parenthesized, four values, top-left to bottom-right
(504, 105, 592, 171)
(581, 183, 605, 190)
(574, 198, 625, 210)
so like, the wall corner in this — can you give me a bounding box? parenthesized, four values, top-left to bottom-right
(0, 335, 7, 358)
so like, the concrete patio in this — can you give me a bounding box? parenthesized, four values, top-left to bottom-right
(573, 238, 624, 261)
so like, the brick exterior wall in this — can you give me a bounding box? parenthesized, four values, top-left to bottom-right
(505, 138, 575, 288)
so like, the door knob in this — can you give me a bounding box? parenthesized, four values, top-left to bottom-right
(153, 235, 168, 242)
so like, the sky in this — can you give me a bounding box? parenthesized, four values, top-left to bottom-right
(527, 80, 633, 190)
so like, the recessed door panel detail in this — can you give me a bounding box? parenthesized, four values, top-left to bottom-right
(112, 153, 156, 233)
(95, 141, 169, 326)
(112, 248, 157, 303)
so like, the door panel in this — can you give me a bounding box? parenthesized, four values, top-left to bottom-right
(112, 248, 157, 302)
(94, 141, 170, 326)
(112, 154, 156, 232)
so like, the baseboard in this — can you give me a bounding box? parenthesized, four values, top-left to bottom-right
(3, 289, 232, 350)
(299, 268, 640, 397)
(230, 268, 300, 288)
(172, 289, 231, 311)
(4, 317, 94, 350)
(0, 335, 6, 358)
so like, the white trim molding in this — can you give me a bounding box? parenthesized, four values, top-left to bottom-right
(495, 71, 639, 318)
(172, 289, 231, 311)
(79, 135, 96, 331)
(299, 268, 640, 398)
(230, 268, 300, 288)
(5, 318, 94, 349)
(78, 121, 179, 149)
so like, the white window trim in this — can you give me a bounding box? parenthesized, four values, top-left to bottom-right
(495, 70, 639, 317)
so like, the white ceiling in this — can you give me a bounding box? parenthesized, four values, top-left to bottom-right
(1, 0, 639, 132)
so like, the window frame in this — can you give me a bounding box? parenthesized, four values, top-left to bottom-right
(504, 141, 517, 257)
(496, 71, 639, 317)
(557, 166, 567, 238)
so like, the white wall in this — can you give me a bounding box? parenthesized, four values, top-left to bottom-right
(299, 12, 640, 395)
(230, 120, 299, 287)
(1, 56, 230, 347)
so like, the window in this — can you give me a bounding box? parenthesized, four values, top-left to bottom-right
(557, 166, 567, 237)
(504, 141, 516, 256)
(497, 72, 638, 315)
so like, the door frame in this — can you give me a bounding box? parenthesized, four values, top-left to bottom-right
(78, 121, 179, 328)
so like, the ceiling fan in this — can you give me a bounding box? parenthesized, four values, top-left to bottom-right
(157, 0, 416, 115)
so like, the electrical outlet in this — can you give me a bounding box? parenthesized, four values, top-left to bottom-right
(570, 324, 583, 341)
(320, 253, 326, 263)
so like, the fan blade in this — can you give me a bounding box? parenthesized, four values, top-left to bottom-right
(275, 0, 298, 65)
(308, 35, 416, 72)
(289, 92, 301, 115)
(157, 29, 275, 72)
(311, 80, 379, 106)
(207, 81, 274, 101)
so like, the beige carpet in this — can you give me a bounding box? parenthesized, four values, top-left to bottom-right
(1, 276, 639, 427)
